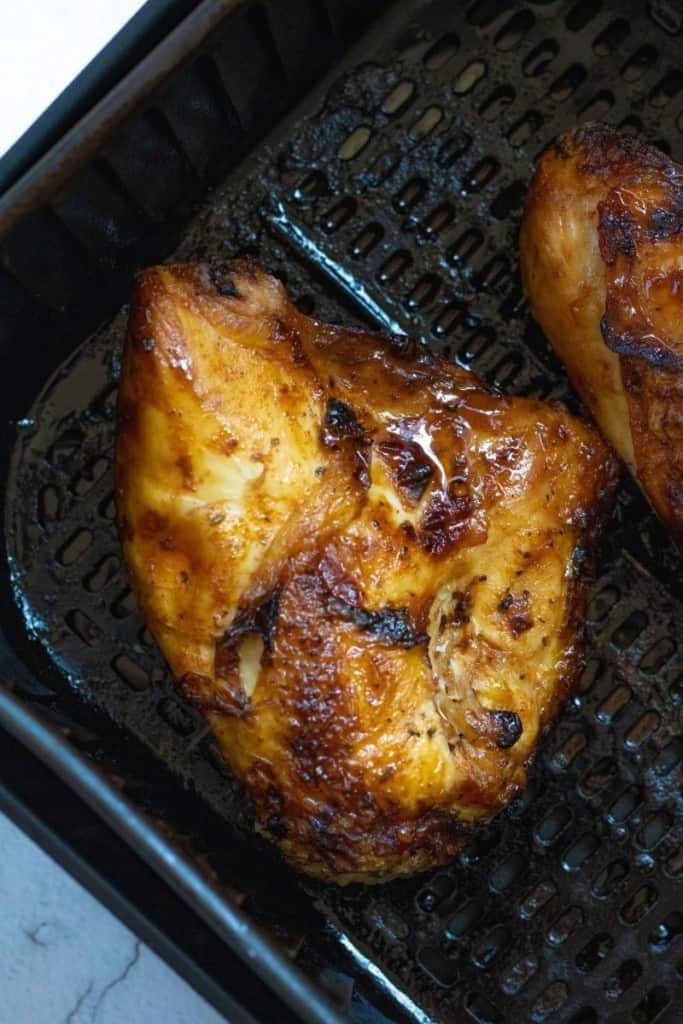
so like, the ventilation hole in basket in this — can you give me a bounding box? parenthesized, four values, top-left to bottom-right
(65, 609, 103, 647)
(58, 529, 93, 566)
(49, 428, 83, 465)
(112, 653, 149, 691)
(576, 933, 615, 973)
(467, 0, 504, 27)
(463, 991, 503, 1024)
(417, 873, 454, 912)
(500, 955, 538, 996)
(448, 228, 484, 265)
(349, 222, 383, 259)
(394, 176, 427, 212)
(619, 115, 645, 135)
(432, 303, 464, 339)
(111, 587, 136, 619)
(639, 811, 672, 850)
(519, 880, 556, 920)
(654, 737, 683, 775)
(631, 986, 670, 1022)
(474, 254, 508, 292)
(438, 129, 472, 165)
(458, 327, 495, 365)
(377, 250, 413, 284)
(423, 33, 460, 71)
(605, 959, 642, 1000)
(498, 285, 526, 321)
(471, 926, 510, 970)
(640, 638, 676, 673)
(99, 492, 116, 520)
(593, 18, 629, 56)
(462, 156, 500, 193)
(612, 609, 648, 648)
(139, 627, 155, 648)
(593, 859, 629, 899)
(489, 853, 524, 894)
(530, 981, 569, 1021)
(84, 554, 120, 593)
(536, 806, 572, 846)
(576, 657, 609, 696)
(621, 45, 658, 82)
(320, 197, 357, 234)
(507, 110, 543, 147)
(550, 730, 587, 770)
(580, 756, 617, 797)
(580, 90, 615, 119)
(421, 201, 455, 236)
(566, 0, 602, 31)
(587, 584, 620, 622)
(416, 944, 460, 987)
(366, 146, 402, 187)
(548, 909, 585, 946)
(158, 696, 197, 736)
(649, 69, 683, 107)
(621, 884, 659, 925)
(625, 711, 660, 750)
(454, 61, 487, 95)
(491, 352, 524, 389)
(38, 486, 60, 526)
(445, 899, 481, 939)
(666, 844, 683, 876)
(648, 0, 683, 34)
(410, 105, 443, 138)
(507, 778, 539, 818)
(406, 273, 441, 310)
(71, 456, 109, 498)
(563, 834, 600, 871)
(524, 39, 559, 76)
(291, 170, 327, 204)
(480, 85, 515, 121)
(550, 63, 587, 101)
(338, 126, 372, 161)
(596, 684, 632, 723)
(495, 10, 535, 50)
(607, 785, 641, 825)
(650, 912, 683, 953)
(295, 294, 315, 315)
(490, 180, 526, 219)
(382, 80, 416, 116)
(655, 137, 672, 154)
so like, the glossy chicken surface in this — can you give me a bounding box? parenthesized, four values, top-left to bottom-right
(115, 260, 618, 882)
(521, 123, 683, 545)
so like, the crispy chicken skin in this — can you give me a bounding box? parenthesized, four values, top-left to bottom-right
(521, 123, 683, 544)
(115, 259, 617, 882)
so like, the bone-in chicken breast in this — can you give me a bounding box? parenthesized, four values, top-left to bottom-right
(115, 259, 617, 882)
(521, 123, 683, 544)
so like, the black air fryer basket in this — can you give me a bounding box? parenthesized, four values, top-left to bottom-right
(1, 1, 682, 1022)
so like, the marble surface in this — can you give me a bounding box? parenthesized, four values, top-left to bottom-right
(0, 1, 147, 158)
(0, 811, 227, 1023)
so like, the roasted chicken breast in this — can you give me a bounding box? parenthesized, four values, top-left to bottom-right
(521, 123, 683, 544)
(115, 259, 617, 882)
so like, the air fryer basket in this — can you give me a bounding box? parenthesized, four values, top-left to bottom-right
(3, 1, 683, 1022)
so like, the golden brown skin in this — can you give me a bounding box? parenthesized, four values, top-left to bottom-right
(115, 259, 617, 882)
(521, 123, 683, 545)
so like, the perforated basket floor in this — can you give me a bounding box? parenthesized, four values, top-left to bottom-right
(5, 1, 683, 1022)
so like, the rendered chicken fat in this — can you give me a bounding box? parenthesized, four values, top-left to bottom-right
(115, 259, 618, 882)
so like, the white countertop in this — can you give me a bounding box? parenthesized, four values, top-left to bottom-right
(0, 811, 226, 1023)
(0, 0, 147, 159)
